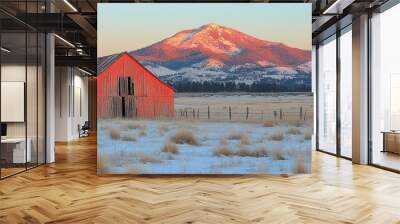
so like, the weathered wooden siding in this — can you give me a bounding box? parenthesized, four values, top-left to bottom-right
(97, 53, 175, 119)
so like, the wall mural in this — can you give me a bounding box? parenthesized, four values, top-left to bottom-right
(97, 3, 313, 174)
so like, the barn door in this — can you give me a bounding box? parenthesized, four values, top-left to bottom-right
(121, 97, 126, 117)
(118, 76, 135, 118)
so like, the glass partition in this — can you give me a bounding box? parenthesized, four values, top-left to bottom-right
(317, 36, 337, 154)
(371, 4, 400, 171)
(0, 2, 46, 179)
(339, 27, 352, 158)
(1, 31, 28, 177)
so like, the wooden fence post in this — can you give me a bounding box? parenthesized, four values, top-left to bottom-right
(300, 106, 303, 121)
(193, 109, 195, 118)
(280, 108, 283, 120)
(229, 106, 232, 120)
(246, 107, 249, 120)
(208, 106, 210, 120)
(197, 108, 199, 118)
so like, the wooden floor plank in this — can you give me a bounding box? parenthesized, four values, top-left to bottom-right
(0, 135, 399, 223)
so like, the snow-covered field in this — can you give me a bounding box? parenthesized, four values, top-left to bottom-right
(98, 119, 312, 175)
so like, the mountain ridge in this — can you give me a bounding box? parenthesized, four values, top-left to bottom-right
(99, 23, 311, 92)
(130, 23, 310, 68)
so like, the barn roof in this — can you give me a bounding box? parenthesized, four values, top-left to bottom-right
(97, 53, 123, 74)
(97, 52, 176, 92)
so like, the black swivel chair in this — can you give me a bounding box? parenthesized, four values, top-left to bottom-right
(78, 121, 90, 138)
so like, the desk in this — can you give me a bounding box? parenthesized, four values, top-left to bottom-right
(381, 131, 400, 154)
(1, 138, 31, 163)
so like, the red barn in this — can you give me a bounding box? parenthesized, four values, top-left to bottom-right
(97, 52, 175, 119)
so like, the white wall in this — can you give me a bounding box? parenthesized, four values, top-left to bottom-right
(55, 67, 69, 141)
(55, 67, 89, 141)
(71, 72, 89, 138)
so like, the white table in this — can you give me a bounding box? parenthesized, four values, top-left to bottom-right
(1, 138, 31, 163)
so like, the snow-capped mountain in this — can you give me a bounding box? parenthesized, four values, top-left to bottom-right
(128, 23, 311, 85)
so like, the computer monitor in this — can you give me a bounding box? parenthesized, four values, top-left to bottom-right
(1, 123, 7, 137)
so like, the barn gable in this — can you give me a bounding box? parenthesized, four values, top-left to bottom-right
(97, 52, 175, 119)
(97, 52, 175, 93)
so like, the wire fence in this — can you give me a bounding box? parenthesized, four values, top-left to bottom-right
(175, 106, 313, 122)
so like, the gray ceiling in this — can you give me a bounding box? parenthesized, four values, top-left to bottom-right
(0, 0, 390, 72)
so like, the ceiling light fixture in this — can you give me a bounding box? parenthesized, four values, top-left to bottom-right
(322, 0, 355, 15)
(63, 0, 78, 12)
(323, 0, 343, 14)
(54, 34, 75, 48)
(78, 67, 93, 76)
(1, 47, 11, 53)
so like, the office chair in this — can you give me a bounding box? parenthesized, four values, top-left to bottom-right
(79, 121, 90, 138)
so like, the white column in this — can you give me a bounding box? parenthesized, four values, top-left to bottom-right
(46, 33, 55, 163)
(352, 14, 369, 164)
(45, 0, 56, 163)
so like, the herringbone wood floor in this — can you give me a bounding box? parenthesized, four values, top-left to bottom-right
(1, 135, 400, 224)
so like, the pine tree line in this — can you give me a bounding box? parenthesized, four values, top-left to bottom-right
(171, 79, 311, 93)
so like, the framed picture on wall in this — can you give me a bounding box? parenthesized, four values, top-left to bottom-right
(97, 3, 313, 175)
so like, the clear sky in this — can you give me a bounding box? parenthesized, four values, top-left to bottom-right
(98, 3, 311, 57)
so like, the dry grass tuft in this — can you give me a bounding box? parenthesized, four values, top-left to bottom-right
(236, 148, 252, 157)
(228, 132, 244, 140)
(240, 134, 251, 145)
(121, 135, 136, 142)
(269, 132, 284, 141)
(253, 147, 269, 157)
(170, 130, 198, 145)
(236, 146, 269, 157)
(292, 160, 307, 173)
(289, 149, 310, 172)
(263, 120, 275, 127)
(108, 128, 121, 140)
(213, 145, 234, 157)
(304, 132, 312, 140)
(162, 142, 179, 154)
(287, 127, 302, 135)
(98, 149, 137, 171)
(127, 123, 143, 130)
(271, 149, 286, 160)
(228, 132, 251, 145)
